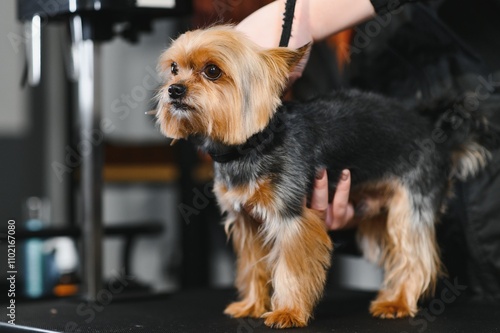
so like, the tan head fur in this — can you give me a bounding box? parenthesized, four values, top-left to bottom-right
(156, 25, 308, 145)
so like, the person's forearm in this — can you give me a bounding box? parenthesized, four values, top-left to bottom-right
(307, 0, 376, 41)
(237, 0, 376, 49)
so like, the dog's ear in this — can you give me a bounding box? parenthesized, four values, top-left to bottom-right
(262, 43, 310, 72)
(261, 43, 311, 86)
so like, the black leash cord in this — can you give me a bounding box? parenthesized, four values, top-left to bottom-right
(279, 0, 297, 47)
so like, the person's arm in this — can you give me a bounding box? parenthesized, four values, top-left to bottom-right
(237, 0, 376, 50)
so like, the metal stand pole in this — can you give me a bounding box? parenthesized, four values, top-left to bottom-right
(73, 16, 103, 301)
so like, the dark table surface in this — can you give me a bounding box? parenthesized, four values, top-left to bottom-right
(1, 288, 499, 333)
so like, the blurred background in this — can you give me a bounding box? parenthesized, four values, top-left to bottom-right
(0, 0, 499, 303)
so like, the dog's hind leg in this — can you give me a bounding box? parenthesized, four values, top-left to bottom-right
(261, 208, 332, 328)
(368, 181, 442, 319)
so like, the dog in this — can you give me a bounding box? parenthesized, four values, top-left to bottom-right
(154, 25, 499, 328)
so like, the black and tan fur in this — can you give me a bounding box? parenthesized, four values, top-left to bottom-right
(155, 25, 499, 328)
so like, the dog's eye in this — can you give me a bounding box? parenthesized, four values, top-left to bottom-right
(171, 62, 178, 75)
(202, 64, 222, 81)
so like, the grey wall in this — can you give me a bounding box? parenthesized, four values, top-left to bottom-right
(0, 1, 28, 136)
(0, 1, 44, 222)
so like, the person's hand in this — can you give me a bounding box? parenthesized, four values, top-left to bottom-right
(311, 169, 355, 230)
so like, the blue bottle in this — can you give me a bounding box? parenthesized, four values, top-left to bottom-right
(24, 197, 45, 298)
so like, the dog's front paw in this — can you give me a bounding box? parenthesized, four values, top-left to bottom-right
(261, 309, 308, 328)
(370, 299, 417, 319)
(224, 300, 267, 318)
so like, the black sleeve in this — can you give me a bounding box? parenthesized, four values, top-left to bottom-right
(369, 0, 419, 14)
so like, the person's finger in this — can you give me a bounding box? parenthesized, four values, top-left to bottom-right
(310, 169, 328, 211)
(329, 203, 355, 230)
(328, 170, 352, 229)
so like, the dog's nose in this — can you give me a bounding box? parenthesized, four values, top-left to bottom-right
(168, 84, 187, 99)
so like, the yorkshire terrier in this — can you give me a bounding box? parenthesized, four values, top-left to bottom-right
(154, 25, 499, 328)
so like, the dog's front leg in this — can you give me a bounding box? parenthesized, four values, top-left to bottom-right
(224, 211, 271, 318)
(262, 208, 333, 328)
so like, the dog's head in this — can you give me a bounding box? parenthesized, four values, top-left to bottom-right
(156, 25, 307, 145)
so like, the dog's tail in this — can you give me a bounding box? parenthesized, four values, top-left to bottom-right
(418, 94, 500, 181)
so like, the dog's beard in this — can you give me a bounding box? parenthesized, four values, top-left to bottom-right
(169, 102, 193, 118)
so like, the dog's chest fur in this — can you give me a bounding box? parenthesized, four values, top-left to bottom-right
(212, 156, 301, 223)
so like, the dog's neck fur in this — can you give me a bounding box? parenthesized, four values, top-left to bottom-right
(191, 107, 287, 164)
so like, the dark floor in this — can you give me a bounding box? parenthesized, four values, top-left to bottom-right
(1, 288, 499, 333)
